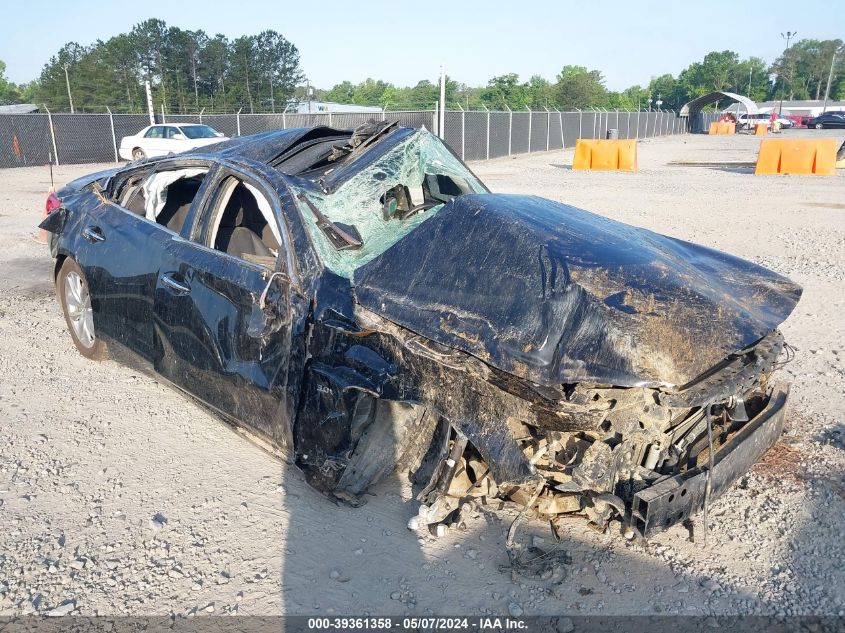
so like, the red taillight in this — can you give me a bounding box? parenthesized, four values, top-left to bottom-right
(45, 191, 61, 214)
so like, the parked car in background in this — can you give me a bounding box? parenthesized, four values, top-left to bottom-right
(737, 112, 794, 130)
(118, 124, 227, 161)
(805, 112, 845, 129)
(784, 114, 808, 128)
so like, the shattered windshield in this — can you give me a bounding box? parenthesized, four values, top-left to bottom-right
(291, 128, 487, 279)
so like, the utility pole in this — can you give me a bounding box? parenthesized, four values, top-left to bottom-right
(748, 66, 753, 96)
(778, 31, 797, 116)
(822, 46, 842, 114)
(63, 64, 74, 114)
(145, 80, 155, 125)
(306, 80, 313, 114)
(438, 64, 446, 140)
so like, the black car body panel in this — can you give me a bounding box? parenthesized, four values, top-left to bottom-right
(41, 124, 801, 539)
(354, 193, 801, 389)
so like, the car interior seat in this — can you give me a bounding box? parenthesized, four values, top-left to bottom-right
(123, 186, 147, 216)
(214, 184, 277, 259)
(157, 177, 203, 232)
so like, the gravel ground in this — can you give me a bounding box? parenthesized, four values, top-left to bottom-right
(1, 129, 844, 618)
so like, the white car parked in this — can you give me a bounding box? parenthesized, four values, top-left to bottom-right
(118, 124, 228, 161)
(736, 112, 794, 130)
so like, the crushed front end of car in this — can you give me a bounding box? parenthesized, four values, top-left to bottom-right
(280, 126, 801, 541)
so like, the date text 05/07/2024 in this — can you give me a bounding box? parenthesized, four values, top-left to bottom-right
(306, 617, 528, 630)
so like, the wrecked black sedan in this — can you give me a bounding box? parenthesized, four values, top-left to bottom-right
(41, 122, 801, 539)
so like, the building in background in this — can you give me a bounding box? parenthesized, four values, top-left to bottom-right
(0, 104, 38, 114)
(725, 100, 845, 117)
(290, 101, 382, 114)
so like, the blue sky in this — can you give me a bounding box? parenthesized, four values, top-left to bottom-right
(1, 0, 842, 89)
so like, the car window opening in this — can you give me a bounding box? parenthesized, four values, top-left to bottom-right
(118, 176, 147, 216)
(144, 126, 165, 139)
(114, 168, 208, 235)
(209, 177, 281, 267)
(138, 168, 208, 233)
(154, 176, 204, 232)
(291, 128, 485, 279)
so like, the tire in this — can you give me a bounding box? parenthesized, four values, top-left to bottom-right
(132, 147, 146, 160)
(56, 258, 108, 361)
(815, 123, 824, 129)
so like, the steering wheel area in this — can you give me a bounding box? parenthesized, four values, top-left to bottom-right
(396, 202, 439, 221)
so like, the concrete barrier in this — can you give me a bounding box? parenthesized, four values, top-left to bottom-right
(709, 122, 736, 135)
(755, 139, 839, 176)
(572, 139, 637, 172)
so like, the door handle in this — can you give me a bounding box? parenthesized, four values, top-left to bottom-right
(82, 226, 105, 243)
(160, 273, 191, 295)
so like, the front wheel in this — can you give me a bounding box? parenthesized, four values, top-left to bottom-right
(815, 123, 824, 129)
(132, 147, 146, 160)
(57, 258, 108, 360)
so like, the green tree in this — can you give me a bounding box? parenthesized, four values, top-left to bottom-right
(554, 66, 607, 109)
(525, 74, 553, 109)
(404, 79, 438, 108)
(612, 84, 649, 110)
(480, 73, 527, 109)
(678, 50, 741, 99)
(199, 34, 230, 111)
(324, 81, 355, 104)
(31, 19, 304, 113)
(736, 57, 770, 101)
(770, 39, 844, 101)
(644, 74, 688, 110)
(0, 59, 22, 104)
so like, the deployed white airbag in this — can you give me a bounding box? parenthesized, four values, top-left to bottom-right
(143, 168, 207, 221)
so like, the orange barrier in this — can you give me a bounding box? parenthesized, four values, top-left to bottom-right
(755, 123, 768, 136)
(709, 122, 736, 135)
(755, 139, 838, 176)
(572, 139, 637, 172)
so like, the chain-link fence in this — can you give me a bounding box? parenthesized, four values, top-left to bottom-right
(0, 107, 696, 169)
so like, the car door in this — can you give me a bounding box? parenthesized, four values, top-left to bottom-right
(172, 126, 194, 153)
(142, 125, 167, 156)
(73, 162, 193, 361)
(152, 163, 299, 449)
(163, 126, 184, 155)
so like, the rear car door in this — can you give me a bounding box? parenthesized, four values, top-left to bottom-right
(74, 161, 211, 361)
(152, 163, 297, 449)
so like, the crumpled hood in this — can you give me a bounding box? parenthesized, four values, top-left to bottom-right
(353, 194, 802, 388)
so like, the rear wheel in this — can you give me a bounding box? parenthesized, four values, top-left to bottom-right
(132, 147, 146, 160)
(57, 258, 108, 360)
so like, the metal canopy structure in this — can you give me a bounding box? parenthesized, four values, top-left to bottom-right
(679, 91, 759, 117)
